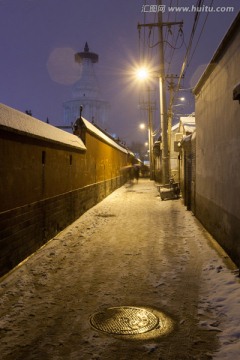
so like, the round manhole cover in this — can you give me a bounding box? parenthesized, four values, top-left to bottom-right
(90, 306, 159, 335)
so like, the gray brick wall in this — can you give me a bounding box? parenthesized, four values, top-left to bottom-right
(0, 177, 123, 277)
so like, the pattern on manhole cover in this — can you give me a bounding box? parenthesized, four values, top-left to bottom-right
(90, 306, 159, 335)
(95, 213, 116, 218)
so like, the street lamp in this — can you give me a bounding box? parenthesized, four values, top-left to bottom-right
(136, 67, 149, 80)
(139, 123, 146, 130)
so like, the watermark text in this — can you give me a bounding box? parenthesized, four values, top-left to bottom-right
(141, 4, 235, 13)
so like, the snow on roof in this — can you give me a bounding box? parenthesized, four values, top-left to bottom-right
(180, 116, 196, 133)
(171, 123, 179, 131)
(81, 117, 129, 154)
(0, 103, 86, 151)
(184, 125, 195, 133)
(180, 116, 195, 124)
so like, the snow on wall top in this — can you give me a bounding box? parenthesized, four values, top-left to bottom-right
(0, 104, 86, 151)
(81, 117, 129, 154)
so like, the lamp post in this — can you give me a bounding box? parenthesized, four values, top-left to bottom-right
(136, 64, 169, 183)
(137, 75, 155, 180)
(136, 68, 156, 179)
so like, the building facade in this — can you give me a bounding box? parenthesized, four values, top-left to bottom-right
(193, 12, 240, 264)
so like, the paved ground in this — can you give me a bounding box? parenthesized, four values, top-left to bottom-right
(0, 179, 238, 359)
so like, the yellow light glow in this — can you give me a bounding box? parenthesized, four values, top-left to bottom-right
(139, 123, 146, 130)
(136, 67, 149, 80)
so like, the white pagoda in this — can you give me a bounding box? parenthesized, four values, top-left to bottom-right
(63, 42, 109, 129)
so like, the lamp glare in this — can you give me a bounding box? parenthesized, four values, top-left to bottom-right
(137, 68, 148, 80)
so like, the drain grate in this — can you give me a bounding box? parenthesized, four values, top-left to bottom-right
(90, 306, 160, 335)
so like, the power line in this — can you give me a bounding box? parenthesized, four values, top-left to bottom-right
(165, 26, 185, 75)
(187, 0, 214, 67)
(176, 0, 205, 91)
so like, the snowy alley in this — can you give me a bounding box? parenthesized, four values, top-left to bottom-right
(0, 179, 240, 360)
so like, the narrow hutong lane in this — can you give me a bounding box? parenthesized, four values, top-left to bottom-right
(0, 179, 239, 359)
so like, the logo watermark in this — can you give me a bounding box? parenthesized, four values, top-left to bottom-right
(141, 4, 166, 13)
(141, 4, 235, 13)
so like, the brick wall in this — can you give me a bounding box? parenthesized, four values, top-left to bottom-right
(0, 176, 123, 277)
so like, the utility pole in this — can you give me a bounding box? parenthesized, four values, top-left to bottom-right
(166, 74, 184, 173)
(157, 0, 168, 184)
(139, 88, 156, 180)
(148, 87, 154, 180)
(137, 2, 183, 184)
(166, 74, 176, 166)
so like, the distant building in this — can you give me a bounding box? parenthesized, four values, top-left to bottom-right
(63, 42, 109, 130)
(170, 115, 196, 181)
(178, 128, 196, 210)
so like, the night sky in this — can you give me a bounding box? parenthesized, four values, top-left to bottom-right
(0, 0, 239, 145)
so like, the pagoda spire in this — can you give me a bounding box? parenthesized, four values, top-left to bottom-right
(75, 42, 98, 64)
(84, 42, 89, 52)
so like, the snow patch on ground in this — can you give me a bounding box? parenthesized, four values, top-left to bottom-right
(198, 253, 240, 359)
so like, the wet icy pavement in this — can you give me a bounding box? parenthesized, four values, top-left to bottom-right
(0, 179, 240, 360)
